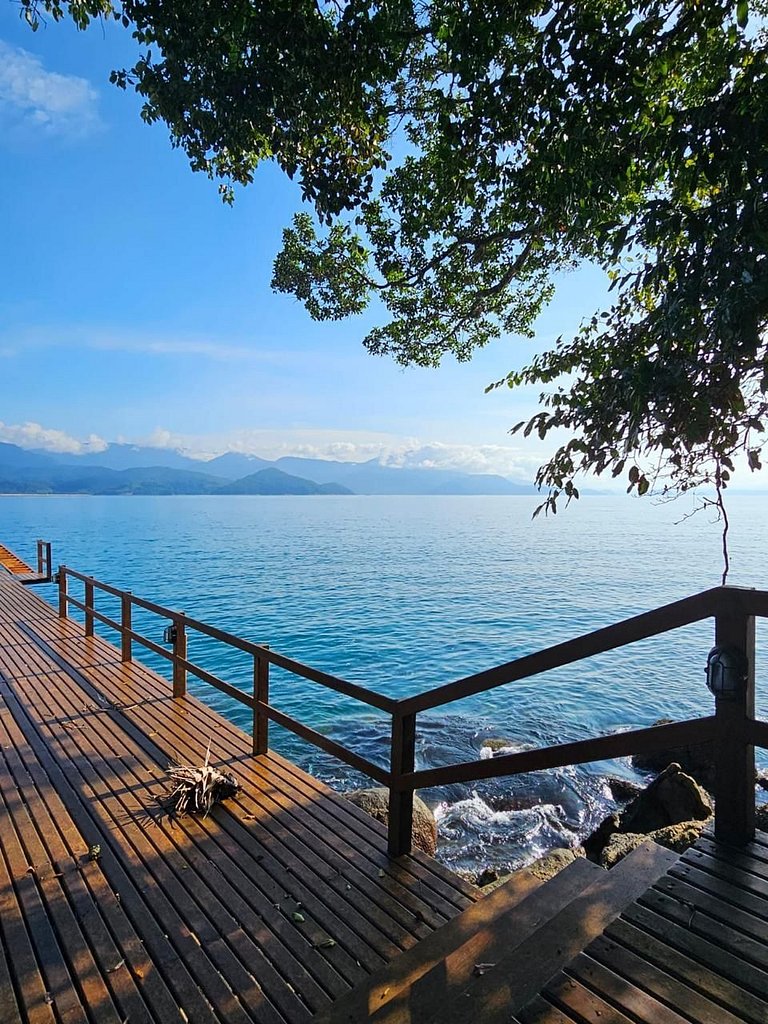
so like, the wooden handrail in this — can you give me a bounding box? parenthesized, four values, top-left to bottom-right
(55, 564, 768, 857)
(57, 565, 395, 794)
(60, 565, 397, 712)
(398, 717, 717, 791)
(399, 588, 721, 715)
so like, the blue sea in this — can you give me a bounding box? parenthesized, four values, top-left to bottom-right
(2, 493, 766, 873)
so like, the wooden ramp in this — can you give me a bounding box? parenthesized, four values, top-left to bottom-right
(322, 830, 768, 1024)
(0, 571, 477, 1023)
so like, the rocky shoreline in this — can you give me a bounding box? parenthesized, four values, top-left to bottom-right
(344, 725, 768, 892)
(466, 725, 768, 891)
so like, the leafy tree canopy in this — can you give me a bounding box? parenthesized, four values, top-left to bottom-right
(20, 0, 768, 511)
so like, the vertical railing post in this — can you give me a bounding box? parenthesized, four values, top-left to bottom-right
(388, 711, 417, 857)
(172, 614, 187, 697)
(44, 542, 52, 581)
(36, 539, 43, 575)
(712, 590, 755, 846)
(84, 578, 94, 637)
(58, 567, 68, 618)
(253, 650, 270, 755)
(121, 591, 132, 663)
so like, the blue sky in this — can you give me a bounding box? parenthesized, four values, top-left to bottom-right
(0, 8, 613, 479)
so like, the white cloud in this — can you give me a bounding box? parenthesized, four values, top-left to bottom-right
(128, 427, 545, 479)
(0, 420, 107, 454)
(0, 41, 100, 137)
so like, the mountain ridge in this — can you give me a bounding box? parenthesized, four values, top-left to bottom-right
(0, 441, 537, 495)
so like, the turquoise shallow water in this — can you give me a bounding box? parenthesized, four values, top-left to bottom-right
(1, 492, 766, 871)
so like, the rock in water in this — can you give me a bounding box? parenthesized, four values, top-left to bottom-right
(584, 763, 712, 863)
(343, 788, 438, 856)
(620, 763, 712, 833)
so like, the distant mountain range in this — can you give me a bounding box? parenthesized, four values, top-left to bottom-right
(0, 441, 537, 496)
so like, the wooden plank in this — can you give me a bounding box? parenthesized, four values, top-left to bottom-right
(691, 836, 768, 881)
(652, 872, 768, 944)
(0, 543, 34, 575)
(56, 662, 429, 961)
(0, 711, 128, 1024)
(25, 666, 359, 1011)
(16, 671, 307, 1024)
(638, 884, 768, 973)
(587, 930, 756, 1024)
(0, 703, 184, 1024)
(605, 915, 768, 1024)
(318, 859, 600, 1024)
(24, 615, 476, 918)
(518, 995, 578, 1023)
(73, 654, 473, 926)
(0, 675, 242, 1024)
(562, 952, 693, 1023)
(540, 973, 637, 1024)
(438, 842, 679, 1024)
(623, 900, 768, 1000)
(0, 922, 22, 1024)
(670, 856, 768, 922)
(0, 757, 89, 1024)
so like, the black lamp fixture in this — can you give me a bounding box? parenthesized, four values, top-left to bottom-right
(705, 644, 748, 699)
(163, 623, 178, 646)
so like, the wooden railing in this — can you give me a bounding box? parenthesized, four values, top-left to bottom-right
(35, 539, 53, 582)
(56, 566, 768, 857)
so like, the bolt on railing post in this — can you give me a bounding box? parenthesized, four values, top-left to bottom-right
(388, 711, 417, 857)
(253, 651, 270, 755)
(84, 578, 94, 637)
(121, 592, 132, 663)
(172, 614, 187, 697)
(712, 593, 756, 846)
(58, 567, 68, 619)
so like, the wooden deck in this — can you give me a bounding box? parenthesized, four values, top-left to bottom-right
(514, 831, 768, 1024)
(3, 553, 768, 1024)
(0, 570, 477, 1023)
(0, 542, 49, 584)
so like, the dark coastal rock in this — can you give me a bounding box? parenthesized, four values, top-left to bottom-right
(605, 776, 644, 802)
(585, 764, 712, 863)
(631, 718, 715, 788)
(343, 788, 437, 857)
(475, 867, 499, 888)
(621, 763, 712, 833)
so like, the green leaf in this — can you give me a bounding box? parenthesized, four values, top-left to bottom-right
(736, 0, 749, 29)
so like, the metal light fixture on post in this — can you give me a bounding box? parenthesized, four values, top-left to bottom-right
(705, 644, 749, 700)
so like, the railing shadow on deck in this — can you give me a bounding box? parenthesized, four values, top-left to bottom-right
(54, 564, 768, 857)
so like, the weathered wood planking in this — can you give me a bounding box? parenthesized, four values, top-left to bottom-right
(0, 570, 477, 1023)
(516, 831, 768, 1024)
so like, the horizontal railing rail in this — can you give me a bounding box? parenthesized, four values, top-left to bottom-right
(54, 564, 768, 857)
(58, 566, 393, 788)
(399, 589, 720, 715)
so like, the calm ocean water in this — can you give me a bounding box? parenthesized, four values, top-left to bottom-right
(2, 492, 766, 872)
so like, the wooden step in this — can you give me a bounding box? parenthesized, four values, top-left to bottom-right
(317, 856, 604, 1023)
(434, 840, 679, 1024)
